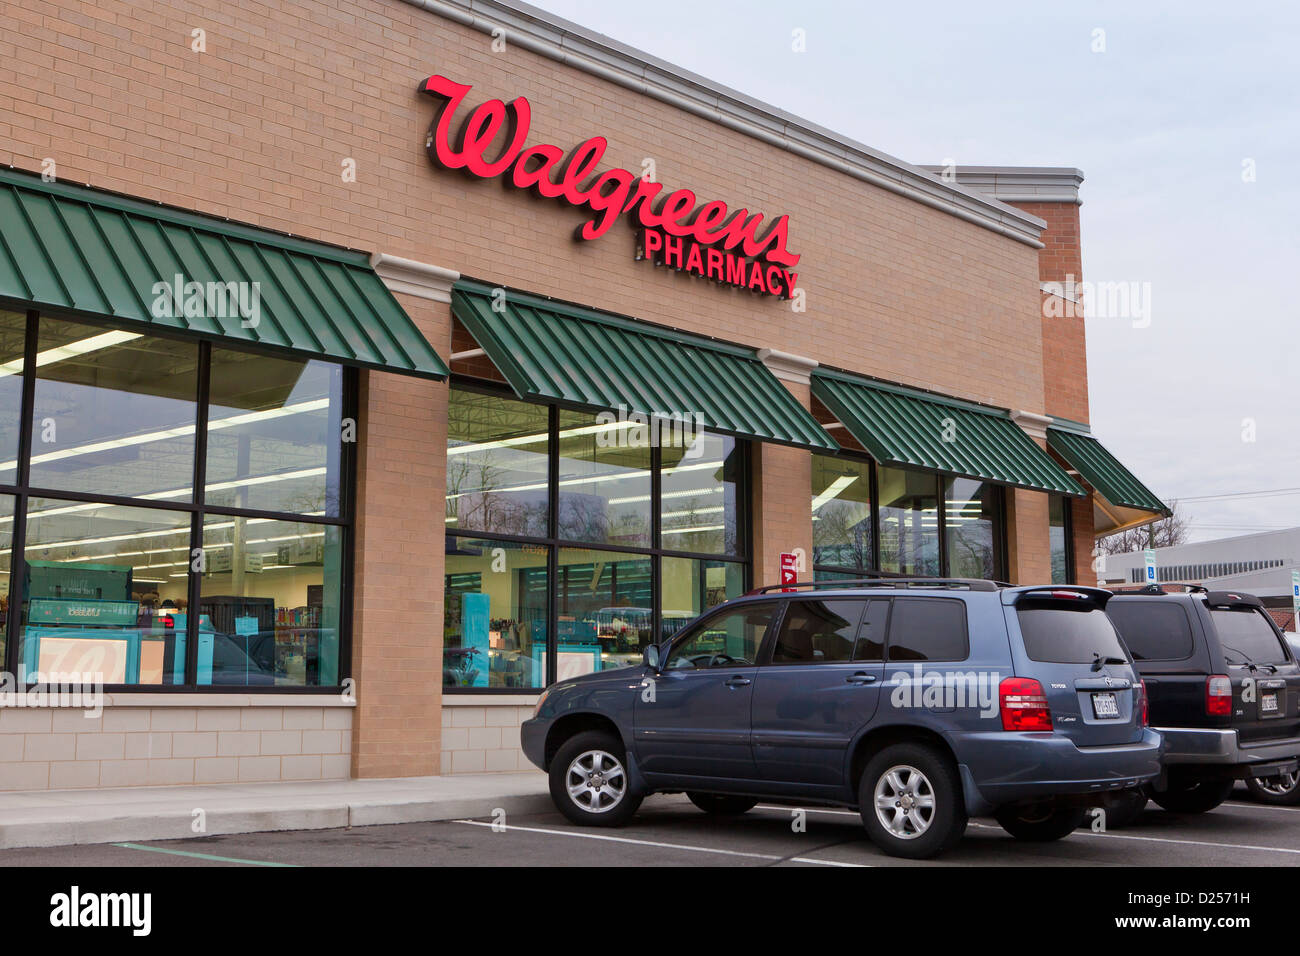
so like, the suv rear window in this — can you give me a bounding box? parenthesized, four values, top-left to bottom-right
(1211, 607, 1289, 666)
(1106, 602, 1196, 661)
(1017, 599, 1128, 664)
(886, 598, 968, 662)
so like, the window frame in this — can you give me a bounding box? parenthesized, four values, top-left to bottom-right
(445, 375, 753, 693)
(769, 596, 868, 666)
(0, 309, 357, 694)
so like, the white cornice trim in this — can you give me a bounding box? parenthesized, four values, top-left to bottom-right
(921, 166, 1084, 205)
(399, 0, 1047, 249)
(370, 253, 460, 302)
(1011, 409, 1054, 441)
(757, 347, 818, 385)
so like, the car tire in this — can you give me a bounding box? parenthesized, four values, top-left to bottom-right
(858, 743, 967, 860)
(686, 792, 758, 815)
(548, 730, 643, 827)
(1149, 778, 1234, 814)
(1244, 770, 1300, 806)
(1090, 789, 1149, 829)
(995, 804, 1087, 841)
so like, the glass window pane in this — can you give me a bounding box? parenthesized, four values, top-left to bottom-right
(664, 602, 776, 668)
(200, 516, 344, 687)
(444, 535, 548, 690)
(20, 499, 191, 685)
(29, 318, 198, 500)
(661, 555, 747, 640)
(0, 495, 13, 665)
(557, 409, 650, 548)
(944, 477, 1001, 580)
(887, 598, 969, 663)
(554, 546, 652, 674)
(0, 310, 26, 485)
(772, 599, 864, 664)
(877, 466, 939, 575)
(205, 349, 344, 516)
(812, 454, 873, 571)
(1049, 495, 1069, 584)
(660, 432, 741, 556)
(446, 387, 549, 538)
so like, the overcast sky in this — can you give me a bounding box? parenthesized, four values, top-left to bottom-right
(526, 0, 1300, 545)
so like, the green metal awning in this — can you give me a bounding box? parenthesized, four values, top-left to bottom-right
(812, 370, 1085, 495)
(450, 280, 837, 451)
(1047, 424, 1168, 529)
(0, 167, 448, 378)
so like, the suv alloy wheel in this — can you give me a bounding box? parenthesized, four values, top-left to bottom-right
(1245, 769, 1300, 806)
(548, 730, 644, 827)
(858, 743, 967, 859)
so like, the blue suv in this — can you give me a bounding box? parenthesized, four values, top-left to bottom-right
(522, 579, 1163, 858)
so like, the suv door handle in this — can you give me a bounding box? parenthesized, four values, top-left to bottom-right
(723, 676, 752, 688)
(846, 672, 877, 685)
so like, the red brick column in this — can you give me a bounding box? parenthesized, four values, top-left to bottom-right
(350, 293, 449, 778)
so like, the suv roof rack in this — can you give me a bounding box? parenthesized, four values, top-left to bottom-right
(1108, 583, 1209, 596)
(748, 577, 1006, 595)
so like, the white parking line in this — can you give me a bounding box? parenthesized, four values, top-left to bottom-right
(1224, 800, 1300, 814)
(452, 819, 869, 865)
(967, 820, 1300, 856)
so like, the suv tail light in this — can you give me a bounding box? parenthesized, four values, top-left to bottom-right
(1206, 675, 1232, 716)
(1138, 679, 1149, 727)
(1000, 677, 1053, 732)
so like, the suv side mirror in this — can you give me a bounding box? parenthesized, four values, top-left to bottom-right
(643, 643, 662, 672)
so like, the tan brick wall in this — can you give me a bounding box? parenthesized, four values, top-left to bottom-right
(1007, 483, 1052, 585)
(750, 381, 815, 589)
(440, 700, 536, 774)
(0, 704, 352, 791)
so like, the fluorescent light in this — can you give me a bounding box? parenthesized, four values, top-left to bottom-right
(812, 475, 858, 512)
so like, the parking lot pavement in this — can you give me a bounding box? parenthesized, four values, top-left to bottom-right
(3, 792, 1300, 867)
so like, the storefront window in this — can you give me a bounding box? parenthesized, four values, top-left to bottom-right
(1049, 495, 1072, 584)
(877, 466, 940, 575)
(29, 317, 199, 501)
(812, 454, 873, 571)
(660, 556, 746, 640)
(446, 388, 549, 538)
(944, 477, 1003, 580)
(557, 409, 650, 548)
(205, 349, 344, 517)
(19, 499, 191, 685)
(555, 547, 653, 675)
(660, 431, 741, 556)
(0, 311, 26, 486)
(0, 495, 13, 666)
(443, 536, 547, 690)
(199, 516, 344, 686)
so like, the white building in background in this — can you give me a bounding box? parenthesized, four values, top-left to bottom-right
(1099, 527, 1299, 599)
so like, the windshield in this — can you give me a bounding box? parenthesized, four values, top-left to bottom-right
(1211, 607, 1289, 666)
(1017, 600, 1129, 664)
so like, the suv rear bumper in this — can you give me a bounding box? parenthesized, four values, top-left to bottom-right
(956, 729, 1164, 813)
(1152, 726, 1300, 774)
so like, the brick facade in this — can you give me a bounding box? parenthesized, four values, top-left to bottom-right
(0, 0, 1106, 781)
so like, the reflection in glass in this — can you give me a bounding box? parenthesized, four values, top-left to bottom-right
(0, 495, 13, 665)
(812, 454, 873, 571)
(200, 516, 343, 686)
(0, 311, 26, 485)
(557, 409, 650, 548)
(446, 387, 549, 538)
(551, 547, 652, 673)
(877, 466, 940, 575)
(1049, 495, 1070, 584)
(660, 556, 746, 639)
(206, 349, 344, 516)
(944, 477, 1002, 580)
(29, 318, 198, 500)
(660, 431, 740, 556)
(19, 499, 191, 685)
(444, 536, 547, 689)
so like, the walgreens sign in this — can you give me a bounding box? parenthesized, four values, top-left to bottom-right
(420, 74, 801, 298)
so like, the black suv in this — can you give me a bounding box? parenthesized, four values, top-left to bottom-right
(1106, 586, 1300, 818)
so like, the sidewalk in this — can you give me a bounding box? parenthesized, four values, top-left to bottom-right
(0, 772, 550, 850)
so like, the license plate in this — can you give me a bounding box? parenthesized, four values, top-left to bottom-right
(1261, 693, 1280, 715)
(1092, 692, 1120, 719)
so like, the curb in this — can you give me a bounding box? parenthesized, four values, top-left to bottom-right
(0, 791, 555, 850)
